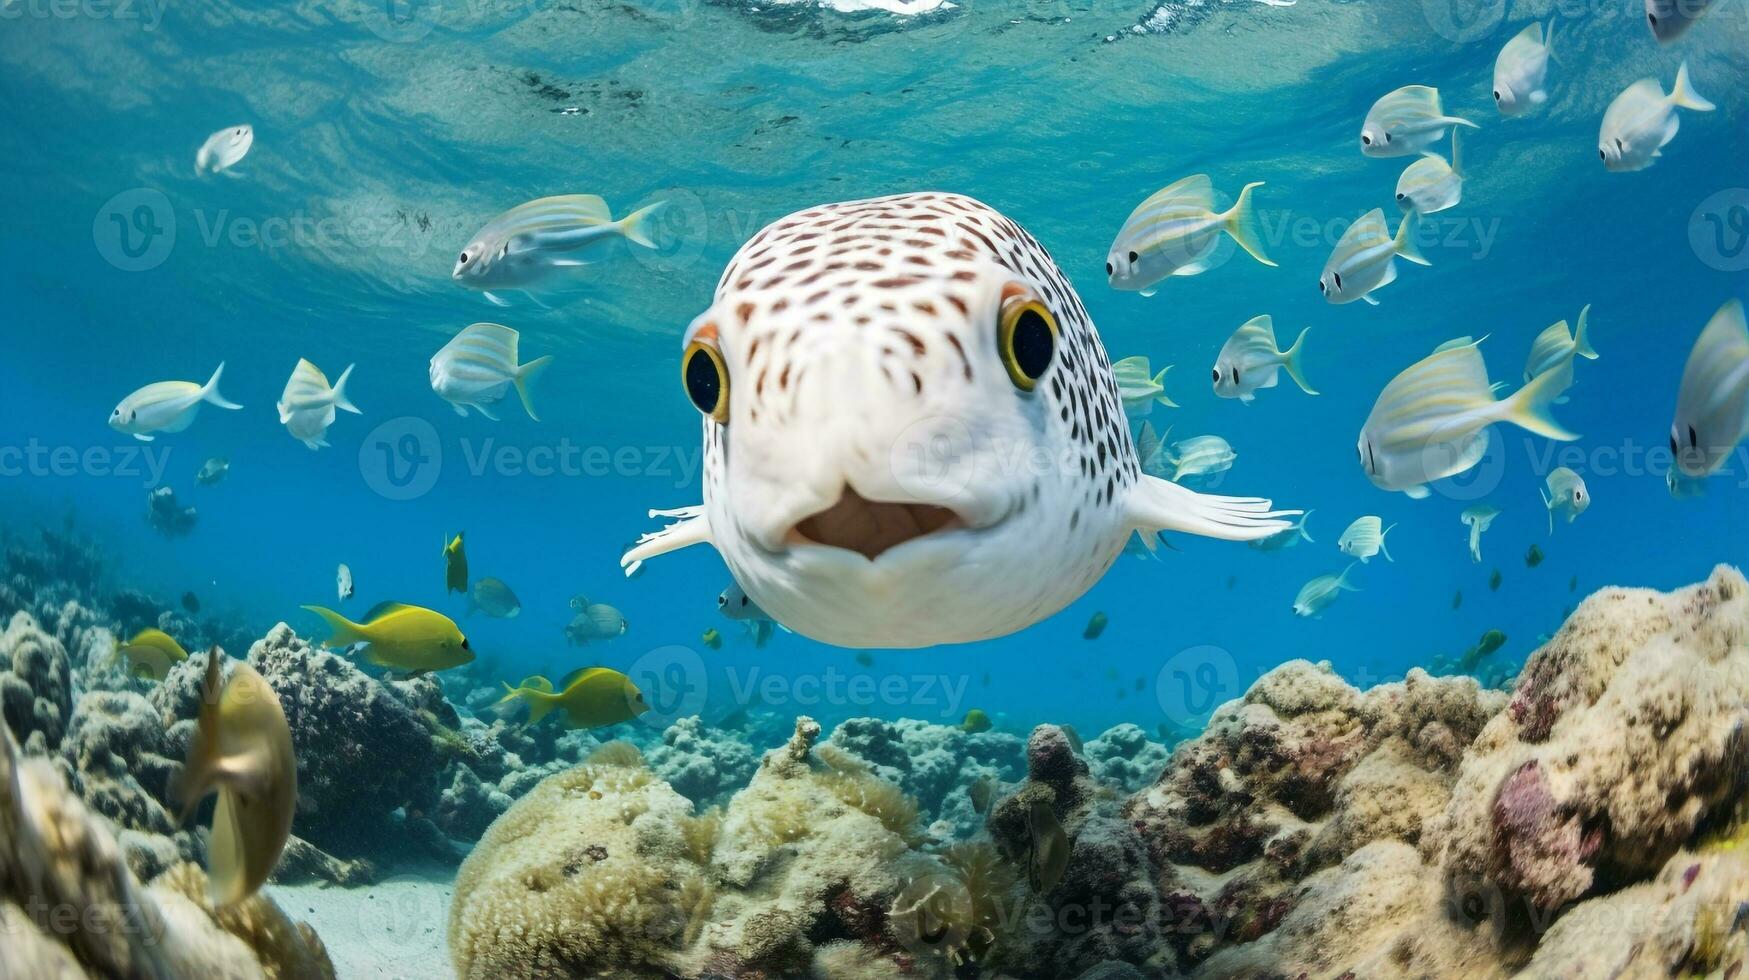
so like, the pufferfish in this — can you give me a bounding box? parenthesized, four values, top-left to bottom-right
(622, 193, 1297, 648)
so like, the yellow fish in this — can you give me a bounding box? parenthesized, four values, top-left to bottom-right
(444, 532, 468, 594)
(496, 667, 648, 729)
(301, 601, 472, 674)
(169, 650, 297, 906)
(112, 627, 188, 681)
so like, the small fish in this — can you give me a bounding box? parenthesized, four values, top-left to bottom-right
(169, 649, 296, 906)
(452, 195, 665, 306)
(444, 533, 468, 595)
(1396, 129, 1465, 214)
(109, 364, 243, 441)
(1112, 356, 1178, 414)
(276, 359, 360, 451)
(855, 652, 875, 668)
(1358, 337, 1576, 498)
(961, 708, 992, 734)
(1337, 516, 1395, 563)
(1525, 544, 1545, 568)
(181, 591, 200, 614)
(1061, 724, 1083, 754)
(337, 563, 354, 602)
(1294, 563, 1360, 617)
(1105, 176, 1275, 294)
(1212, 316, 1317, 403)
(1599, 61, 1714, 172)
(1569, 575, 1577, 592)
(1646, 0, 1718, 41)
(302, 602, 472, 675)
(1025, 799, 1072, 894)
(196, 124, 253, 176)
(429, 322, 555, 421)
(1541, 467, 1590, 532)
(718, 580, 772, 622)
(1493, 22, 1557, 116)
(1250, 509, 1314, 552)
(700, 627, 722, 651)
(1169, 435, 1237, 483)
(1134, 421, 1173, 479)
(1489, 568, 1503, 591)
(1360, 86, 1479, 158)
(468, 577, 522, 618)
(1458, 629, 1507, 670)
(495, 667, 649, 730)
(195, 457, 229, 485)
(1461, 504, 1501, 563)
(112, 628, 189, 682)
(969, 775, 998, 814)
(1083, 612, 1108, 640)
(1670, 300, 1749, 479)
(1452, 590, 1463, 610)
(564, 597, 628, 646)
(1319, 209, 1429, 306)
(1523, 307, 1599, 403)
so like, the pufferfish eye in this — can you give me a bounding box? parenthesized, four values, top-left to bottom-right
(997, 295, 1059, 392)
(683, 339, 730, 422)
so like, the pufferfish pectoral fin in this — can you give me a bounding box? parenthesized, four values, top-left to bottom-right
(621, 506, 713, 577)
(1124, 476, 1300, 543)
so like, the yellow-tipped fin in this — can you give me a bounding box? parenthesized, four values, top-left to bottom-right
(1573, 305, 1598, 360)
(1670, 61, 1714, 112)
(1394, 210, 1430, 267)
(514, 355, 554, 421)
(1498, 360, 1579, 441)
(616, 201, 666, 249)
(301, 605, 368, 646)
(1280, 326, 1318, 395)
(1220, 181, 1276, 267)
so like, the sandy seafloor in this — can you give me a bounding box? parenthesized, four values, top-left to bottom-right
(268, 870, 457, 979)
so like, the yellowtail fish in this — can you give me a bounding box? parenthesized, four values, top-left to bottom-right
(170, 650, 296, 907)
(1337, 516, 1395, 563)
(495, 667, 648, 729)
(1105, 176, 1275, 295)
(700, 627, 722, 651)
(109, 363, 243, 441)
(1212, 315, 1316, 403)
(445, 532, 468, 594)
(961, 708, 992, 733)
(1395, 129, 1464, 215)
(1293, 563, 1359, 617)
(301, 601, 472, 675)
(1523, 306, 1597, 395)
(1249, 509, 1313, 552)
(1670, 300, 1749, 478)
(196, 124, 252, 175)
(1169, 435, 1236, 483)
(429, 322, 554, 421)
(1320, 209, 1428, 306)
(1360, 86, 1478, 158)
(1111, 356, 1178, 414)
(1599, 61, 1713, 172)
(1646, 0, 1718, 41)
(451, 194, 665, 307)
(1541, 467, 1590, 532)
(112, 627, 189, 681)
(1461, 503, 1501, 563)
(1493, 22, 1556, 116)
(276, 359, 359, 451)
(1358, 337, 1577, 498)
(621, 193, 1298, 648)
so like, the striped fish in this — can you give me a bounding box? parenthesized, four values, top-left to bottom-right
(429, 322, 554, 421)
(1112, 355, 1178, 415)
(1357, 337, 1577, 498)
(1320, 208, 1430, 306)
(1493, 22, 1556, 116)
(1337, 515, 1395, 563)
(1541, 467, 1589, 532)
(1212, 314, 1316, 403)
(1294, 563, 1359, 618)
(1523, 304, 1597, 391)
(452, 194, 665, 306)
(277, 359, 359, 451)
(1105, 175, 1274, 295)
(1395, 129, 1465, 215)
(1169, 435, 1236, 483)
(1670, 299, 1749, 478)
(1360, 85, 1479, 158)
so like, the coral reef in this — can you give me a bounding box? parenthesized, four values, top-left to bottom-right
(0, 612, 73, 754)
(821, 715, 1025, 839)
(1082, 722, 1172, 793)
(646, 714, 758, 808)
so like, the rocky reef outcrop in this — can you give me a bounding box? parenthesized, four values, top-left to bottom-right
(0, 612, 73, 755)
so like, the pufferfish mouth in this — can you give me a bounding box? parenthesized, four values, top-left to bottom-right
(785, 487, 966, 561)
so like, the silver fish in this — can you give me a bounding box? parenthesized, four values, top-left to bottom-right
(1670, 300, 1749, 479)
(1460, 503, 1501, 563)
(452, 195, 665, 306)
(1493, 21, 1556, 117)
(1250, 509, 1314, 552)
(1599, 62, 1713, 173)
(196, 457, 229, 485)
(1541, 467, 1589, 532)
(1396, 129, 1464, 215)
(1170, 435, 1236, 483)
(1523, 306, 1598, 389)
(1111, 356, 1178, 415)
(109, 364, 243, 442)
(1360, 86, 1478, 158)
(1105, 176, 1274, 294)
(277, 359, 359, 451)
(430, 322, 555, 420)
(1212, 315, 1316, 403)
(336, 564, 354, 602)
(1294, 563, 1359, 617)
(1337, 516, 1395, 563)
(1319, 209, 1429, 306)
(196, 124, 252, 175)
(1646, 0, 1718, 42)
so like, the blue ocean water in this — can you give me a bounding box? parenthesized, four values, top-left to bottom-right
(1, 0, 1745, 741)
